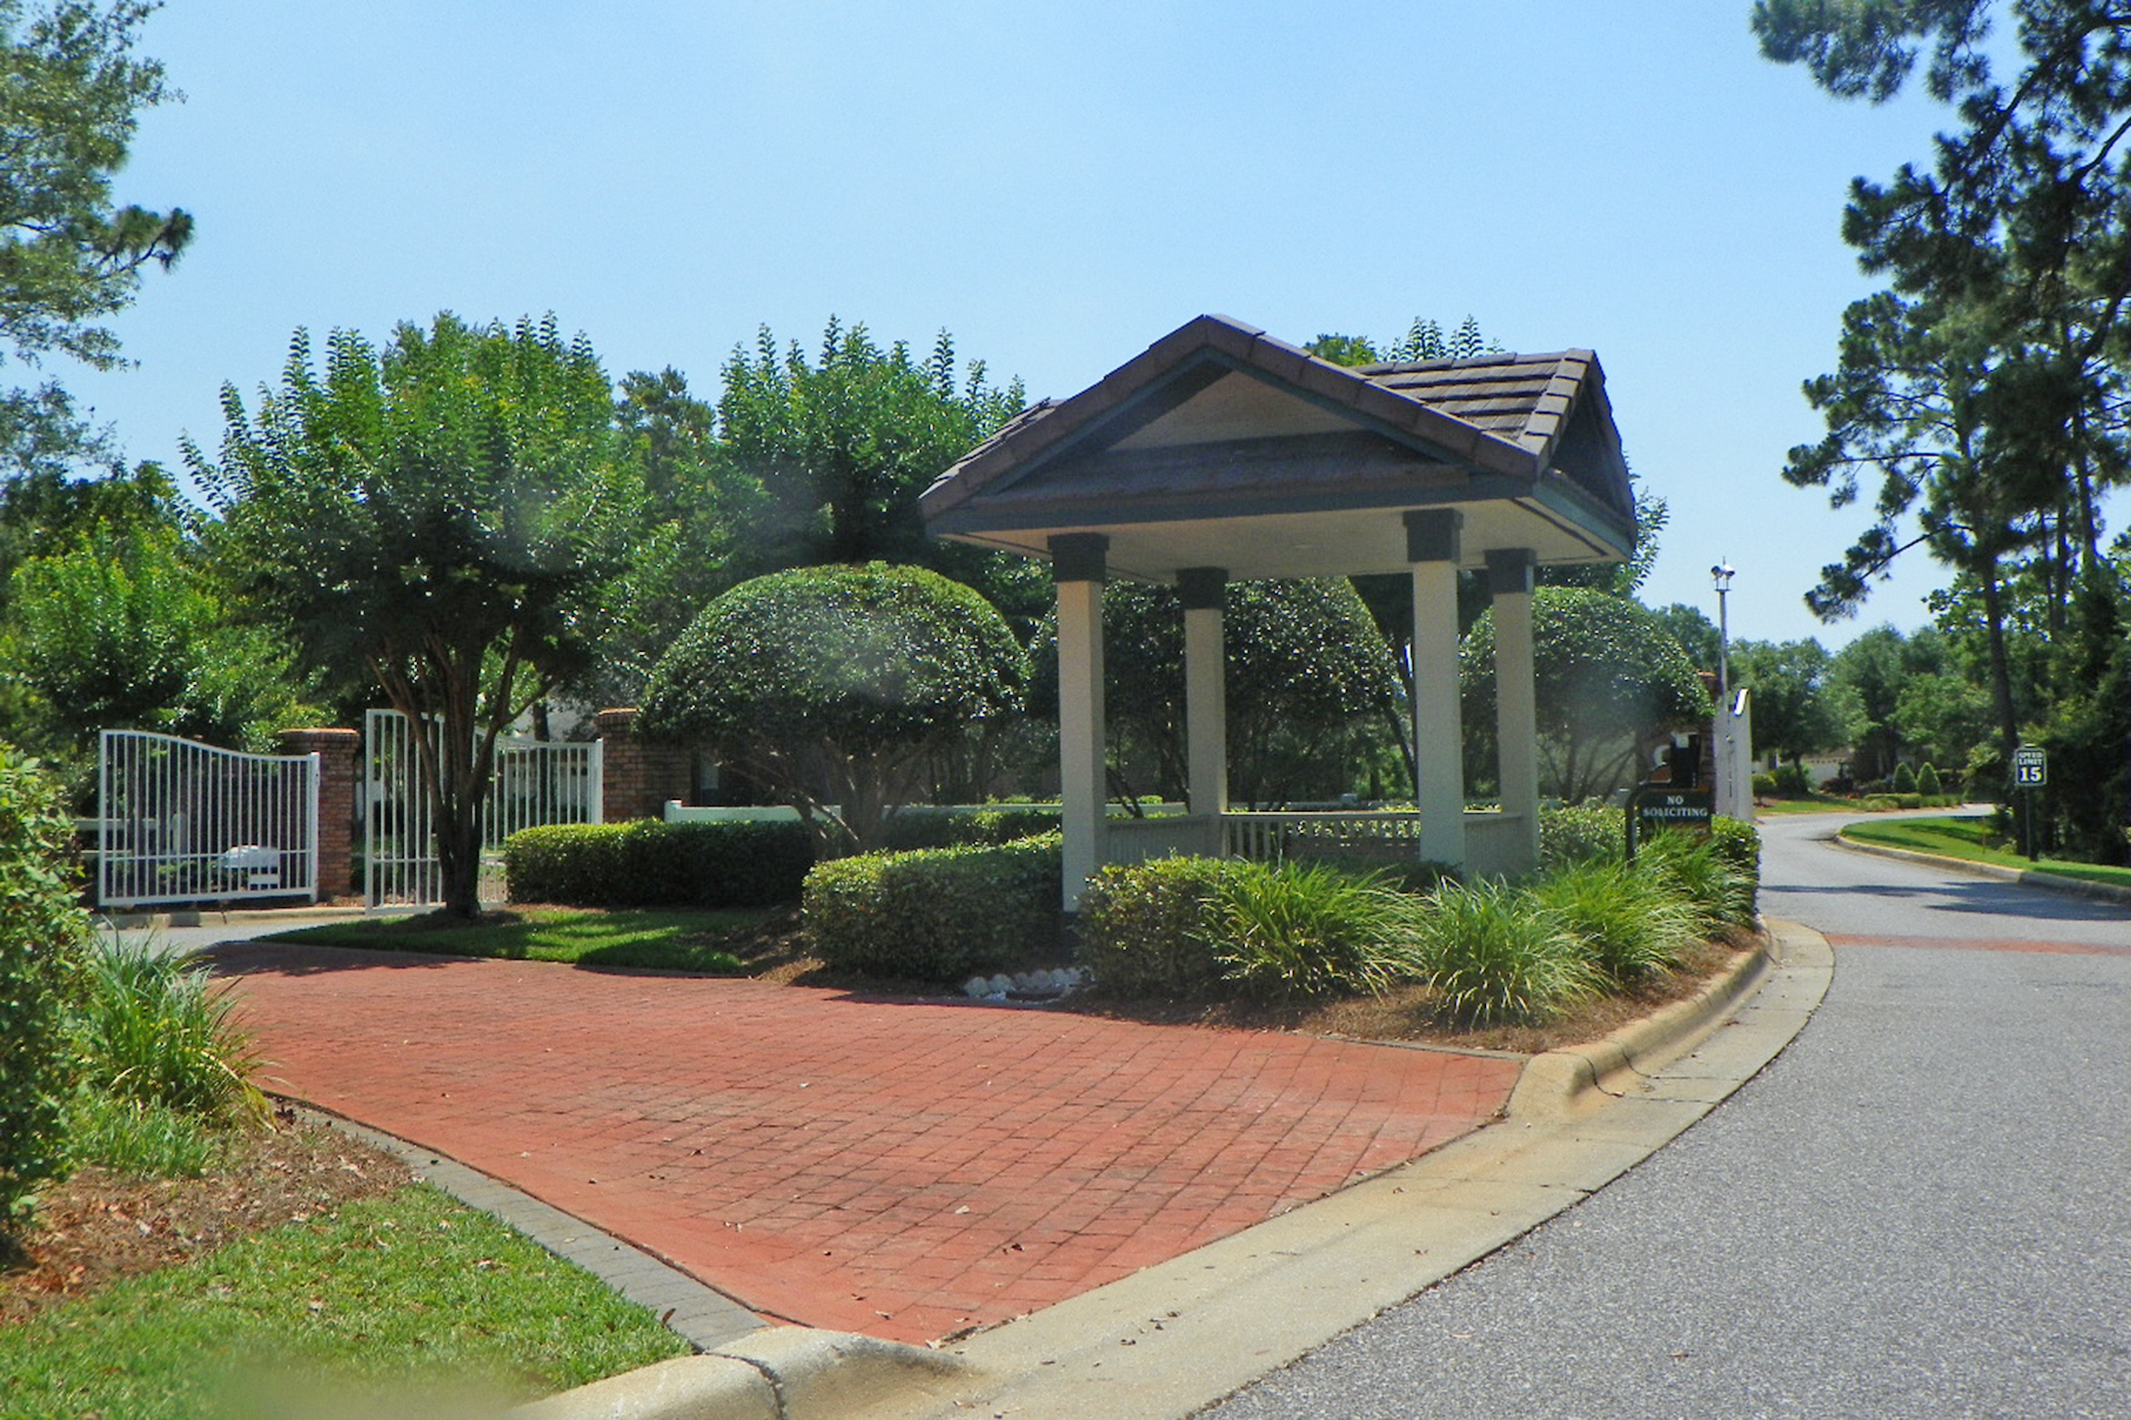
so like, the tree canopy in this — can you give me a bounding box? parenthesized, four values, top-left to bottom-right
(1730, 637, 1869, 770)
(639, 562, 1028, 853)
(1460, 587, 1711, 802)
(1, 0, 190, 478)
(189, 313, 638, 915)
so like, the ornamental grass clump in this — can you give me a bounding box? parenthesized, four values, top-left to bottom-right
(1209, 861, 1424, 1002)
(1529, 859, 1700, 986)
(1638, 831, 1756, 933)
(1412, 879, 1602, 1026)
(72, 939, 266, 1132)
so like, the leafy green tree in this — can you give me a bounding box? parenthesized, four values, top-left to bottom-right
(1032, 579, 1405, 810)
(639, 563, 1029, 854)
(1731, 638, 1869, 772)
(189, 314, 639, 918)
(1649, 603, 1724, 679)
(1890, 668, 1996, 771)
(1830, 624, 1954, 780)
(1306, 316, 1495, 367)
(567, 368, 769, 707)
(1460, 587, 1711, 803)
(716, 318, 1045, 626)
(1, 0, 190, 478)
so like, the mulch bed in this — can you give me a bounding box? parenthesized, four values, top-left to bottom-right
(0, 1116, 410, 1327)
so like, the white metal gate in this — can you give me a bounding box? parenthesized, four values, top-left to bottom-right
(97, 730, 321, 908)
(363, 709, 602, 908)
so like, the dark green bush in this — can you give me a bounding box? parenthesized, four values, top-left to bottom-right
(1771, 763, 1812, 796)
(881, 805, 1063, 851)
(1539, 802, 1624, 869)
(504, 820, 816, 907)
(1, 747, 92, 1228)
(1708, 815, 1761, 925)
(1751, 772, 1779, 798)
(1077, 857, 1234, 999)
(1892, 761, 1918, 794)
(1916, 763, 1942, 797)
(803, 834, 1062, 981)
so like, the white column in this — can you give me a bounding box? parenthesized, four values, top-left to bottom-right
(1179, 567, 1228, 821)
(1051, 534, 1108, 911)
(1406, 510, 1465, 868)
(1486, 548, 1540, 873)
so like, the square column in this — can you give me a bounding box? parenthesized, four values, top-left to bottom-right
(1051, 534, 1109, 911)
(1178, 567, 1228, 820)
(1485, 548, 1540, 872)
(1406, 510, 1465, 867)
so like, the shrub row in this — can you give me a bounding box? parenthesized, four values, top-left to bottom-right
(504, 820, 816, 907)
(881, 805, 1063, 851)
(1078, 824, 1762, 1026)
(803, 834, 1063, 981)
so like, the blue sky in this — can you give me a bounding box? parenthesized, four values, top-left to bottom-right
(65, 0, 2015, 648)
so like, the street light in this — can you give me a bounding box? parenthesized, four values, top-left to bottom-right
(1710, 563, 1735, 703)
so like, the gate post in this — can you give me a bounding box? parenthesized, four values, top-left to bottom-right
(278, 728, 358, 900)
(595, 708, 692, 823)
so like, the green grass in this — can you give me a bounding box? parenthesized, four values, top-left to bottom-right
(259, 906, 770, 973)
(1841, 816, 2131, 888)
(0, 1183, 689, 1419)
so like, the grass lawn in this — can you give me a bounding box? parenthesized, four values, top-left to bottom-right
(1841, 815, 2131, 889)
(1756, 793, 1875, 815)
(0, 1177, 688, 1419)
(258, 905, 786, 973)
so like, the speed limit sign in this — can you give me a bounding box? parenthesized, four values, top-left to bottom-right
(2012, 744, 2047, 787)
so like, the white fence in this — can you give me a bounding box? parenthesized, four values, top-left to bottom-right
(96, 730, 320, 909)
(363, 709, 602, 908)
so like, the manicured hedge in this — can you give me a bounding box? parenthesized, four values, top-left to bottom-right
(881, 805, 1063, 851)
(1539, 802, 1625, 868)
(1, 747, 91, 1228)
(1076, 857, 1234, 999)
(802, 834, 1062, 981)
(503, 820, 816, 907)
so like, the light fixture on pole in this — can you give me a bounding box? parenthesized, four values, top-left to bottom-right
(1710, 562, 1735, 703)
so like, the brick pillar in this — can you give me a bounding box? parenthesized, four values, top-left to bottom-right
(595, 708, 693, 823)
(279, 727, 359, 901)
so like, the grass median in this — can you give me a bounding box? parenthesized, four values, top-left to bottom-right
(258, 905, 789, 973)
(1841, 815, 2131, 889)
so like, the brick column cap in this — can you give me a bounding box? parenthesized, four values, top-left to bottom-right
(276, 727, 359, 749)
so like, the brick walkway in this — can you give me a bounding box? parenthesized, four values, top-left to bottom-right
(213, 945, 1522, 1342)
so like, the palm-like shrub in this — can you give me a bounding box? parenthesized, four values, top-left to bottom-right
(72, 940, 265, 1127)
(1210, 861, 1423, 1002)
(1412, 879, 1602, 1025)
(1530, 860, 1700, 985)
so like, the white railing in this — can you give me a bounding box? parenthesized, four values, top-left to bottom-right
(1106, 814, 1221, 864)
(97, 730, 320, 908)
(1222, 811, 1422, 864)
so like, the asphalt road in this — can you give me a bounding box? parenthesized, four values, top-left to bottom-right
(1207, 812, 2129, 1420)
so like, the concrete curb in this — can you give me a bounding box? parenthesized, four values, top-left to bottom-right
(508, 921, 1836, 1420)
(501, 1329, 966, 1420)
(1835, 833, 2131, 905)
(1506, 937, 1771, 1120)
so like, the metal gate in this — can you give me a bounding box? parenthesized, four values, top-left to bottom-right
(97, 730, 320, 908)
(364, 709, 602, 908)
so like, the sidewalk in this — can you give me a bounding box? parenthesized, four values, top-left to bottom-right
(214, 943, 1523, 1344)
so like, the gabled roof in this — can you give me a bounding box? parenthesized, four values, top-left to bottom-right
(920, 315, 1636, 581)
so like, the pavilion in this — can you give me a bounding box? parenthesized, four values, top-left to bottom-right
(919, 315, 1637, 908)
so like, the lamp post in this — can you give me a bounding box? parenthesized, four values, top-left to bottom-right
(1711, 563, 1736, 816)
(1710, 562, 1734, 703)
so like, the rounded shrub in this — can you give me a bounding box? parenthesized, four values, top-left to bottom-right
(641, 563, 1028, 853)
(1751, 772, 1779, 798)
(1638, 830, 1755, 933)
(1539, 802, 1625, 869)
(1916, 762, 1942, 797)
(1892, 761, 1918, 794)
(0, 747, 92, 1228)
(1411, 879, 1601, 1026)
(1077, 857, 1233, 999)
(802, 834, 1061, 981)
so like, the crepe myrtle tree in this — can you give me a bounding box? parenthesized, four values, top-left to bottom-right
(639, 562, 1029, 854)
(190, 314, 639, 918)
(1461, 586, 1712, 803)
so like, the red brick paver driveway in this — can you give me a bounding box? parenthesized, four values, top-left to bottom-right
(215, 945, 1521, 1342)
